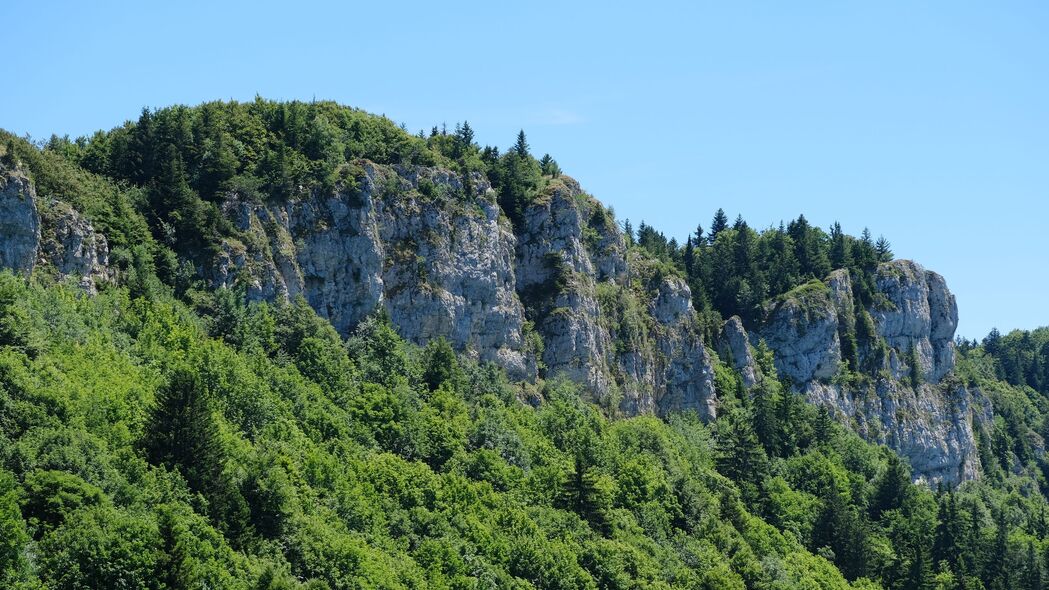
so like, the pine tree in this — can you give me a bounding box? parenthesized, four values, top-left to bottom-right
(1022, 541, 1042, 590)
(513, 130, 529, 157)
(934, 490, 961, 567)
(144, 365, 248, 540)
(709, 208, 729, 244)
(751, 380, 780, 456)
(683, 239, 695, 278)
(776, 388, 799, 456)
(813, 405, 835, 446)
(539, 153, 560, 177)
(714, 409, 769, 500)
(875, 235, 893, 262)
(871, 453, 910, 518)
(829, 222, 851, 268)
(559, 455, 612, 535)
(987, 507, 1009, 586)
(458, 120, 474, 146)
(145, 366, 224, 491)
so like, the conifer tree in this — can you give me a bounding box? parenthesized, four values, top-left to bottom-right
(559, 454, 612, 535)
(709, 208, 729, 243)
(813, 405, 835, 446)
(539, 153, 560, 177)
(829, 222, 851, 268)
(714, 409, 768, 500)
(148, 365, 251, 542)
(874, 235, 893, 262)
(513, 130, 529, 157)
(871, 453, 910, 518)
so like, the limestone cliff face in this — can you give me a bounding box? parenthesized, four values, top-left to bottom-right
(717, 316, 758, 388)
(0, 157, 984, 477)
(209, 167, 718, 418)
(0, 167, 40, 276)
(213, 163, 535, 380)
(515, 178, 716, 418)
(872, 261, 958, 383)
(0, 165, 110, 291)
(749, 261, 989, 484)
(38, 200, 112, 293)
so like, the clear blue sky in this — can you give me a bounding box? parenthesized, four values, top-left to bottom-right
(3, 1, 1047, 338)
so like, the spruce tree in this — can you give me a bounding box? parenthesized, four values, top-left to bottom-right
(813, 405, 835, 446)
(709, 208, 729, 244)
(875, 235, 893, 262)
(871, 453, 910, 518)
(714, 409, 768, 500)
(829, 222, 851, 268)
(144, 365, 247, 540)
(559, 455, 612, 535)
(539, 154, 560, 177)
(513, 130, 529, 157)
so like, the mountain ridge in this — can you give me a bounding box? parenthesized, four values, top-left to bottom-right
(4, 101, 1049, 589)
(0, 109, 982, 484)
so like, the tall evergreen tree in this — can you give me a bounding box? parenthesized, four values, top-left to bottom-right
(829, 222, 851, 269)
(144, 364, 247, 541)
(714, 409, 769, 501)
(871, 453, 910, 518)
(559, 454, 613, 535)
(513, 130, 529, 157)
(709, 208, 729, 244)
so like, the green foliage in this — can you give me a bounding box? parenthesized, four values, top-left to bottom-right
(0, 274, 893, 589)
(7, 101, 1049, 590)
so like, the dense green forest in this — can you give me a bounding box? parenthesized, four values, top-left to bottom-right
(2, 100, 1049, 589)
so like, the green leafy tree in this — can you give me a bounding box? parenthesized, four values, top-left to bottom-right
(422, 337, 460, 392)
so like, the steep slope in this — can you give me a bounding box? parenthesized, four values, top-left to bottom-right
(0, 120, 980, 483)
(6, 102, 1049, 589)
(724, 262, 991, 484)
(0, 163, 111, 291)
(204, 161, 718, 418)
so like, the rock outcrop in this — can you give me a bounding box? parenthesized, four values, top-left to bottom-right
(717, 316, 758, 388)
(214, 163, 535, 380)
(0, 165, 111, 291)
(0, 167, 40, 276)
(38, 200, 112, 293)
(748, 261, 989, 484)
(872, 261, 958, 383)
(211, 167, 719, 418)
(0, 157, 986, 481)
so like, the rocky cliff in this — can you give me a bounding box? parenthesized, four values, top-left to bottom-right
(0, 164, 111, 292)
(208, 163, 717, 417)
(739, 261, 990, 484)
(0, 157, 984, 481)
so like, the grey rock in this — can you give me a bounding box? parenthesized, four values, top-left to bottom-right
(214, 163, 535, 380)
(38, 200, 112, 293)
(0, 167, 40, 276)
(516, 178, 614, 393)
(872, 260, 957, 383)
(806, 379, 989, 484)
(757, 261, 986, 485)
(0, 165, 110, 292)
(717, 316, 758, 388)
(759, 280, 843, 385)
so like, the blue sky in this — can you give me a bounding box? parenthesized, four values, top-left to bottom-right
(3, 1, 1047, 338)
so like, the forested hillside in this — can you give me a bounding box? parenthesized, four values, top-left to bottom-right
(1, 100, 1049, 589)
